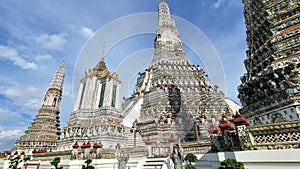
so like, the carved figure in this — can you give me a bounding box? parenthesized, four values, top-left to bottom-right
(170, 144, 184, 169)
(117, 150, 129, 169)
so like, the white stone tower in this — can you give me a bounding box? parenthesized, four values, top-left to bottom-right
(58, 53, 126, 150)
(12, 63, 65, 154)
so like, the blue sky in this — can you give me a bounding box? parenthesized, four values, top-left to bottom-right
(0, 0, 247, 151)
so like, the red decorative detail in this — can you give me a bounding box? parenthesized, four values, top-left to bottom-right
(219, 115, 234, 131)
(85, 141, 91, 148)
(93, 142, 103, 149)
(160, 116, 164, 120)
(72, 141, 79, 149)
(222, 114, 227, 119)
(232, 113, 250, 126)
(81, 142, 86, 149)
(36, 149, 47, 153)
(115, 143, 121, 149)
(14, 151, 18, 155)
(169, 133, 177, 143)
(208, 125, 219, 134)
(199, 114, 207, 119)
(145, 137, 152, 145)
(166, 114, 171, 118)
(32, 149, 37, 153)
(93, 143, 100, 149)
(20, 151, 25, 155)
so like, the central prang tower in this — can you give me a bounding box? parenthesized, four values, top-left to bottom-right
(122, 0, 233, 157)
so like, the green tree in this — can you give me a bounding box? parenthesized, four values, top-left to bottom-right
(184, 153, 198, 169)
(219, 159, 245, 169)
(9, 156, 30, 169)
(50, 157, 63, 169)
(82, 159, 95, 169)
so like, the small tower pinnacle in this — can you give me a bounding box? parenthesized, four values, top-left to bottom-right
(151, 0, 187, 66)
(43, 64, 65, 108)
(100, 43, 105, 62)
(50, 62, 65, 90)
(95, 42, 107, 72)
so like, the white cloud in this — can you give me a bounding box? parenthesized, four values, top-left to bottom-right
(212, 0, 240, 9)
(0, 108, 23, 123)
(0, 84, 43, 112)
(35, 33, 67, 50)
(80, 26, 95, 39)
(0, 125, 23, 150)
(35, 54, 53, 61)
(0, 45, 38, 70)
(0, 128, 22, 140)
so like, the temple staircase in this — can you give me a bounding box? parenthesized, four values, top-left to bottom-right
(122, 97, 143, 127)
(140, 157, 171, 169)
(125, 127, 146, 148)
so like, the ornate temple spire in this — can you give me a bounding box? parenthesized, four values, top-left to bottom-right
(121, 1, 235, 154)
(43, 62, 65, 108)
(95, 49, 108, 72)
(12, 63, 65, 152)
(158, 0, 173, 27)
(151, 0, 189, 66)
(50, 62, 65, 90)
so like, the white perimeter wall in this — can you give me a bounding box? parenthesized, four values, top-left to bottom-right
(195, 149, 300, 169)
(1, 149, 300, 169)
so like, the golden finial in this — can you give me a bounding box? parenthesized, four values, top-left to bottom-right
(61, 60, 65, 67)
(100, 41, 106, 61)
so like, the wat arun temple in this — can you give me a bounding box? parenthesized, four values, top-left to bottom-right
(2, 0, 300, 169)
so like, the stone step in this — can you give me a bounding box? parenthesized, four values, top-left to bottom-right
(142, 158, 167, 169)
(125, 127, 146, 148)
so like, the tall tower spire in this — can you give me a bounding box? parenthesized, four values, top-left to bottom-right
(12, 63, 65, 153)
(151, 0, 188, 66)
(43, 62, 65, 108)
(122, 1, 234, 156)
(158, 0, 172, 26)
(50, 62, 65, 89)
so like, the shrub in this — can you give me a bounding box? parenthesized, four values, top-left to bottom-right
(82, 159, 95, 169)
(184, 153, 198, 169)
(50, 157, 63, 169)
(219, 158, 245, 169)
(9, 156, 30, 169)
